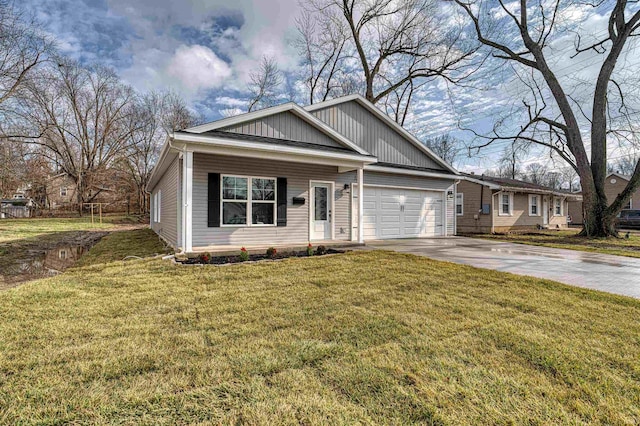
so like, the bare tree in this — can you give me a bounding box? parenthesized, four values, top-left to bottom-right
(486, 144, 525, 179)
(16, 58, 140, 213)
(608, 156, 638, 176)
(121, 90, 199, 214)
(247, 56, 283, 112)
(524, 162, 549, 186)
(298, 0, 476, 122)
(424, 134, 464, 166)
(454, 0, 640, 236)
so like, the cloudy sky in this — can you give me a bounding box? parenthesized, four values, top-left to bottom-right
(23, 0, 640, 173)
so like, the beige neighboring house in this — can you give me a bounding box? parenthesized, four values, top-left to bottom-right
(456, 174, 582, 234)
(46, 173, 77, 209)
(568, 172, 639, 225)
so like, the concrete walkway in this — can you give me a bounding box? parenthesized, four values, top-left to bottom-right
(365, 237, 640, 299)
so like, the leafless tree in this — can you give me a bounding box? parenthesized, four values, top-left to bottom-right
(454, 0, 640, 236)
(297, 0, 477, 122)
(524, 162, 549, 186)
(424, 133, 464, 166)
(608, 156, 638, 176)
(120, 90, 199, 213)
(15, 58, 140, 213)
(486, 143, 525, 179)
(247, 56, 283, 112)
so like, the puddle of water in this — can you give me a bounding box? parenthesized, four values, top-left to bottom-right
(1, 243, 91, 288)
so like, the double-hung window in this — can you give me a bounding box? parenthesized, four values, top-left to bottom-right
(554, 197, 562, 216)
(60, 187, 67, 197)
(222, 176, 276, 226)
(529, 195, 539, 216)
(456, 193, 464, 216)
(500, 193, 512, 216)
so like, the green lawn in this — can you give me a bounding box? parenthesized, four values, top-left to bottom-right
(0, 215, 138, 244)
(474, 230, 640, 258)
(1, 232, 639, 424)
(75, 228, 171, 267)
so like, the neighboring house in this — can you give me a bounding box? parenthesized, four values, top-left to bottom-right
(455, 174, 581, 234)
(46, 174, 76, 209)
(45, 172, 132, 212)
(567, 172, 639, 225)
(147, 94, 460, 252)
(0, 192, 34, 218)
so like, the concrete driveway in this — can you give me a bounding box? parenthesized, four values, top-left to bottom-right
(365, 237, 640, 299)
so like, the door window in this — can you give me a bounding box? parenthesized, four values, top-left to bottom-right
(314, 186, 328, 221)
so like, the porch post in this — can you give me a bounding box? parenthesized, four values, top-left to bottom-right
(357, 167, 364, 244)
(182, 150, 193, 252)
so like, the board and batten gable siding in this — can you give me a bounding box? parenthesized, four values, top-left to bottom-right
(311, 100, 444, 170)
(151, 156, 179, 247)
(191, 153, 355, 248)
(219, 111, 344, 149)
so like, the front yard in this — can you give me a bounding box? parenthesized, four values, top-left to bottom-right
(1, 227, 639, 424)
(474, 229, 640, 258)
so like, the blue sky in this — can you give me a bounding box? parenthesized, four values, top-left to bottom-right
(23, 0, 640, 173)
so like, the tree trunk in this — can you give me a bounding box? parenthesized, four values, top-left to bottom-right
(580, 186, 618, 237)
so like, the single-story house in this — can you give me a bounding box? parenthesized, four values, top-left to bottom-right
(147, 95, 461, 252)
(455, 174, 582, 234)
(568, 172, 638, 225)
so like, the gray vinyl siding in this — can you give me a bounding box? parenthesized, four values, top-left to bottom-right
(151, 157, 179, 247)
(311, 100, 445, 170)
(446, 184, 455, 236)
(191, 153, 355, 248)
(220, 111, 344, 148)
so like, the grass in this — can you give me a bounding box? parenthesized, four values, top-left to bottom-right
(0, 215, 135, 244)
(75, 228, 171, 267)
(474, 229, 640, 258)
(1, 233, 640, 424)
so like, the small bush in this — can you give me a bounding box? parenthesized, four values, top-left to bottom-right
(198, 252, 211, 263)
(239, 247, 249, 262)
(266, 247, 277, 259)
(306, 243, 314, 257)
(316, 245, 327, 255)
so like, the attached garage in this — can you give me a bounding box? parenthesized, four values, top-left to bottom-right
(362, 186, 444, 240)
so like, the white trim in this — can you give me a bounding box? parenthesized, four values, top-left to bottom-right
(528, 194, 540, 217)
(363, 183, 446, 192)
(309, 180, 335, 241)
(442, 191, 447, 237)
(157, 189, 162, 222)
(357, 168, 364, 244)
(606, 172, 631, 181)
(498, 192, 513, 216)
(182, 151, 193, 252)
(183, 102, 371, 156)
(220, 174, 277, 227)
(172, 133, 376, 167)
(304, 94, 458, 174)
(365, 165, 458, 181)
(456, 192, 464, 216)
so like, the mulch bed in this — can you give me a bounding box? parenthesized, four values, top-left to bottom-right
(178, 248, 348, 265)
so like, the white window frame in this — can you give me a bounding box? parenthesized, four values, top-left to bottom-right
(498, 192, 513, 216)
(220, 174, 277, 227)
(528, 194, 540, 216)
(456, 193, 464, 216)
(624, 198, 632, 210)
(553, 197, 563, 216)
(153, 190, 161, 223)
(60, 187, 67, 197)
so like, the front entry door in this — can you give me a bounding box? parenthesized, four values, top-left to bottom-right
(310, 182, 332, 240)
(543, 198, 549, 225)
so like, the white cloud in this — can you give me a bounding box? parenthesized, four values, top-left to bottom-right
(166, 45, 232, 93)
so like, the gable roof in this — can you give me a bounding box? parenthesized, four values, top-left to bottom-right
(304, 94, 458, 175)
(461, 173, 580, 198)
(607, 172, 630, 181)
(183, 102, 370, 156)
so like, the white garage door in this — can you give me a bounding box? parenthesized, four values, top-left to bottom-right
(363, 187, 444, 240)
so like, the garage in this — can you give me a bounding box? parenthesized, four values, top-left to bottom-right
(362, 186, 444, 240)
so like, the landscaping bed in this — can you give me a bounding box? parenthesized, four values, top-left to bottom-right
(178, 245, 347, 265)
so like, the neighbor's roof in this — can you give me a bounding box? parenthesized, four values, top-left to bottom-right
(462, 173, 580, 198)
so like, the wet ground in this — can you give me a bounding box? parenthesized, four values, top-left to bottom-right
(0, 231, 107, 290)
(365, 237, 640, 299)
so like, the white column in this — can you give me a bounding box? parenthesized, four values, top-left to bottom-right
(357, 167, 364, 244)
(182, 150, 193, 252)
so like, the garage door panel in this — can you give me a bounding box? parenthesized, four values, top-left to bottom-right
(363, 187, 444, 240)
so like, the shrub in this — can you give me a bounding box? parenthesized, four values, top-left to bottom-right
(266, 247, 277, 259)
(316, 245, 327, 255)
(306, 243, 313, 257)
(239, 247, 249, 262)
(198, 252, 211, 264)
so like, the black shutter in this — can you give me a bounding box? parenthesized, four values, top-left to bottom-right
(208, 173, 220, 227)
(277, 177, 287, 227)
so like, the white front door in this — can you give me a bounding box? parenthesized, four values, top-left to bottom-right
(310, 182, 332, 240)
(543, 198, 549, 225)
